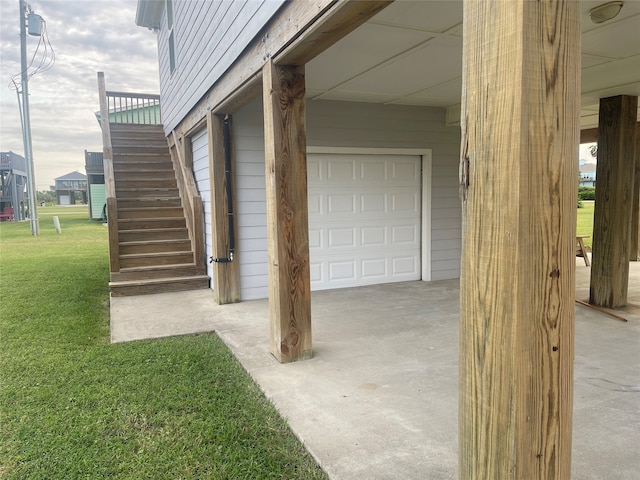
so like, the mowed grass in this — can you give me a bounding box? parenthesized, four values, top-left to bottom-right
(577, 201, 595, 248)
(0, 212, 327, 479)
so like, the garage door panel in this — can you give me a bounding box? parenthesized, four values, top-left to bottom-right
(392, 224, 420, 244)
(309, 228, 322, 248)
(329, 260, 356, 281)
(329, 227, 356, 247)
(391, 191, 420, 213)
(328, 194, 356, 214)
(328, 160, 356, 181)
(361, 226, 386, 246)
(308, 193, 322, 214)
(392, 256, 420, 275)
(310, 220, 419, 251)
(361, 193, 386, 214)
(392, 160, 420, 181)
(308, 152, 421, 290)
(360, 160, 386, 181)
(310, 254, 420, 291)
(361, 258, 387, 278)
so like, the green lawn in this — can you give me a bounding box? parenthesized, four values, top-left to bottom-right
(577, 201, 595, 248)
(0, 213, 327, 479)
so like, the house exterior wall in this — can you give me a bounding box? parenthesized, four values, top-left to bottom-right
(155, 0, 286, 133)
(233, 98, 461, 300)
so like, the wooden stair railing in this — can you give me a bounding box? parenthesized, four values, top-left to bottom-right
(97, 72, 120, 274)
(98, 72, 209, 295)
(171, 131, 205, 271)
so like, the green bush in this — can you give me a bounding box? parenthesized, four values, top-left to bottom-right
(578, 186, 595, 201)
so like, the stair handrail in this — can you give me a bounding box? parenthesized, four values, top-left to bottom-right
(170, 131, 205, 272)
(97, 72, 120, 274)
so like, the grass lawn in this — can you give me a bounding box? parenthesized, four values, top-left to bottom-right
(577, 201, 595, 248)
(0, 212, 327, 479)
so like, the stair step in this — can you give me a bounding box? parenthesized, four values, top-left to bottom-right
(118, 217, 186, 230)
(113, 146, 170, 155)
(117, 197, 182, 208)
(114, 172, 176, 183)
(112, 154, 171, 164)
(109, 123, 163, 132)
(115, 188, 179, 198)
(112, 263, 202, 281)
(119, 251, 195, 268)
(120, 239, 192, 255)
(109, 275, 210, 297)
(118, 207, 185, 219)
(113, 163, 174, 172)
(116, 179, 177, 188)
(106, 124, 209, 296)
(118, 227, 189, 242)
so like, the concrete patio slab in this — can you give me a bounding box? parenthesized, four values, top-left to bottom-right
(110, 260, 640, 479)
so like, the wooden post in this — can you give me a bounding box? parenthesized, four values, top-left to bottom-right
(459, 1, 579, 478)
(589, 96, 638, 307)
(263, 61, 311, 363)
(630, 125, 640, 261)
(97, 72, 119, 274)
(208, 113, 240, 304)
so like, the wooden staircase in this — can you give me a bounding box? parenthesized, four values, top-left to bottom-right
(108, 124, 209, 296)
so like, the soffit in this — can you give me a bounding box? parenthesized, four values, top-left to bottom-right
(306, 0, 640, 129)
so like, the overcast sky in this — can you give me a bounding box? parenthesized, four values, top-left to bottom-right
(0, 0, 160, 189)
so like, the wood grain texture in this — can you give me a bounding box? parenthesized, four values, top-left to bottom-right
(263, 61, 312, 363)
(208, 113, 240, 304)
(590, 95, 638, 307)
(459, 1, 578, 478)
(98, 73, 119, 273)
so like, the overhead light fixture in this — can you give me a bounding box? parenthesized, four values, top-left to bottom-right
(589, 1, 623, 24)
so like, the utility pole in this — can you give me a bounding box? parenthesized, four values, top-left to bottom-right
(19, 0, 39, 235)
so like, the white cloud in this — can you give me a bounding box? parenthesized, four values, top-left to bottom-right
(0, 0, 159, 189)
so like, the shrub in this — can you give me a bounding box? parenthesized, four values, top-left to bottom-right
(578, 186, 595, 201)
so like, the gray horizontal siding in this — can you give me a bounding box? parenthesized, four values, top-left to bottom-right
(156, 0, 286, 134)
(232, 99, 462, 299)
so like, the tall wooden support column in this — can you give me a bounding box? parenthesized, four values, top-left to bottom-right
(262, 61, 311, 363)
(630, 125, 640, 261)
(589, 96, 638, 307)
(208, 112, 240, 304)
(459, 1, 579, 478)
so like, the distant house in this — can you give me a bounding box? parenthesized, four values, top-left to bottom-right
(0, 151, 28, 221)
(579, 161, 596, 187)
(85, 151, 105, 220)
(55, 171, 87, 205)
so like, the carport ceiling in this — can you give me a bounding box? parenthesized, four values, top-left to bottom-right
(306, 0, 640, 129)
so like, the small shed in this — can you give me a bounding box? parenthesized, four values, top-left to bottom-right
(85, 151, 105, 220)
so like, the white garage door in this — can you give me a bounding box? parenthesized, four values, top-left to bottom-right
(307, 152, 422, 290)
(191, 128, 213, 285)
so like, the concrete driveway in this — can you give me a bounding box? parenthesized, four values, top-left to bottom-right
(111, 260, 640, 479)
